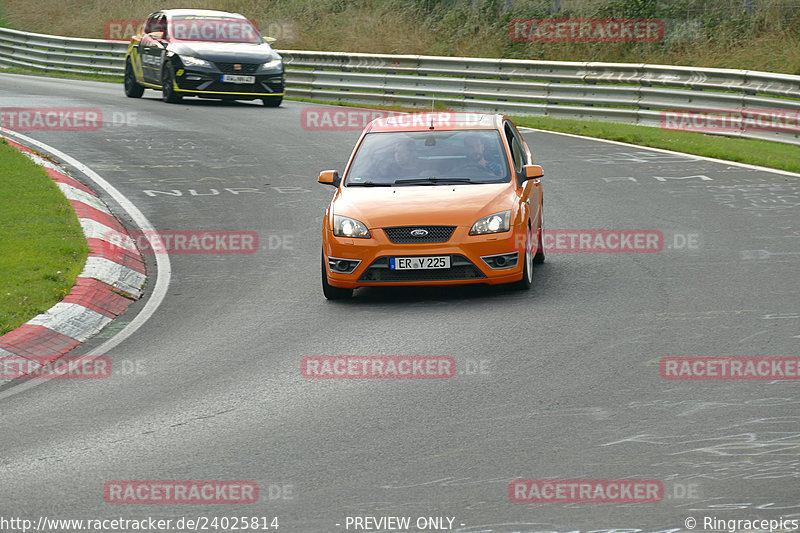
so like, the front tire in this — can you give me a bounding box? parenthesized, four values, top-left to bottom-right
(162, 64, 182, 104)
(322, 253, 353, 300)
(515, 225, 533, 291)
(262, 96, 283, 107)
(124, 59, 144, 98)
(534, 208, 545, 265)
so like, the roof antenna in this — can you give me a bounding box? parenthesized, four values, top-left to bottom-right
(429, 94, 435, 130)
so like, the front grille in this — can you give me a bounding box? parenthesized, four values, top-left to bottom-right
(215, 62, 260, 74)
(383, 225, 456, 244)
(358, 255, 486, 282)
(200, 81, 258, 93)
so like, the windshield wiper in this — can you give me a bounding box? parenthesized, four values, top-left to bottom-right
(347, 181, 392, 187)
(394, 177, 476, 185)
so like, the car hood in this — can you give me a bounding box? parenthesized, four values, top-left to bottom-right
(168, 42, 280, 63)
(333, 184, 516, 228)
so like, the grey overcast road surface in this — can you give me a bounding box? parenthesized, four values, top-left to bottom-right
(1, 73, 798, 533)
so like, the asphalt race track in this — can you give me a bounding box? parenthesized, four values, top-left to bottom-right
(1, 72, 798, 533)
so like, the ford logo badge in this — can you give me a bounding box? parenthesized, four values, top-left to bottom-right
(410, 229, 429, 237)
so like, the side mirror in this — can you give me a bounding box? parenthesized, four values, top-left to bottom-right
(525, 164, 543, 178)
(148, 31, 166, 42)
(263, 36, 277, 45)
(522, 164, 543, 181)
(319, 170, 340, 187)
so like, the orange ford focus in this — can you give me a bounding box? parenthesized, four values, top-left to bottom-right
(319, 112, 544, 299)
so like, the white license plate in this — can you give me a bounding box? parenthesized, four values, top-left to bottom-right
(390, 256, 450, 270)
(221, 74, 255, 84)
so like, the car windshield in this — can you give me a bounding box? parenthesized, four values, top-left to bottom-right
(169, 16, 262, 44)
(345, 130, 510, 186)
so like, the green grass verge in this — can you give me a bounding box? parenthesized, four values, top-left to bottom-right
(0, 5, 15, 29)
(509, 116, 800, 175)
(0, 140, 88, 336)
(1, 66, 122, 84)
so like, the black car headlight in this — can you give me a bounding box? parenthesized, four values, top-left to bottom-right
(180, 55, 213, 68)
(259, 59, 282, 72)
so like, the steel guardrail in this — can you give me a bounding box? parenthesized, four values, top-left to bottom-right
(2, 27, 799, 145)
(0, 27, 127, 75)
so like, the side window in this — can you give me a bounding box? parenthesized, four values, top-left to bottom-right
(511, 137, 524, 173)
(504, 123, 524, 174)
(154, 15, 167, 37)
(144, 15, 158, 34)
(145, 14, 166, 36)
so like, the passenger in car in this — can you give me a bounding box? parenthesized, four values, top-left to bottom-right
(461, 134, 502, 177)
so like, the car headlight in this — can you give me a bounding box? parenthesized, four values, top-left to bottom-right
(333, 215, 371, 238)
(261, 59, 282, 70)
(181, 56, 212, 68)
(470, 210, 511, 235)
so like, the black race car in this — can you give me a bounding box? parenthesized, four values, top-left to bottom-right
(124, 9, 285, 106)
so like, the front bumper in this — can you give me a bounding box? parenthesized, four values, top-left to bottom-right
(174, 66, 284, 99)
(322, 224, 530, 289)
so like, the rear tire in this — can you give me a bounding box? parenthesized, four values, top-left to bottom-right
(124, 59, 144, 98)
(515, 225, 533, 290)
(262, 96, 282, 107)
(322, 253, 353, 300)
(162, 64, 182, 103)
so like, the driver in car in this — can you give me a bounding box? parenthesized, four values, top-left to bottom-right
(377, 139, 420, 179)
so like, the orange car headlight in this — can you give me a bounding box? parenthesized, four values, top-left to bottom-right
(469, 210, 511, 235)
(333, 215, 371, 238)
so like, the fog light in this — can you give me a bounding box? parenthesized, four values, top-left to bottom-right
(327, 256, 362, 274)
(480, 252, 519, 270)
